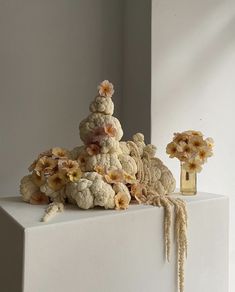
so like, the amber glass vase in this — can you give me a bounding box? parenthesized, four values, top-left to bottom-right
(180, 162, 197, 195)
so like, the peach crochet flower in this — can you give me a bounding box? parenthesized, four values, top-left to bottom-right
(183, 159, 202, 173)
(166, 142, 178, 158)
(98, 80, 114, 98)
(114, 192, 129, 210)
(29, 191, 49, 205)
(52, 147, 69, 159)
(86, 144, 100, 156)
(67, 168, 82, 182)
(104, 169, 124, 184)
(47, 171, 67, 191)
(58, 159, 79, 172)
(94, 165, 106, 175)
(130, 183, 146, 203)
(197, 146, 213, 162)
(189, 136, 206, 149)
(104, 124, 117, 137)
(35, 157, 57, 176)
(124, 173, 136, 184)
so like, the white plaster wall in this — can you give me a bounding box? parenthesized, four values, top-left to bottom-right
(0, 0, 124, 195)
(151, 0, 235, 290)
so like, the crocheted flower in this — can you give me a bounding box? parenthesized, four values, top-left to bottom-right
(87, 144, 100, 156)
(98, 80, 114, 98)
(34, 157, 57, 176)
(166, 142, 178, 158)
(104, 124, 117, 137)
(58, 159, 79, 173)
(183, 159, 202, 173)
(47, 171, 67, 191)
(29, 191, 49, 205)
(94, 165, 106, 175)
(130, 183, 146, 203)
(52, 147, 69, 159)
(67, 168, 82, 182)
(124, 173, 136, 184)
(114, 192, 129, 210)
(189, 136, 206, 150)
(104, 169, 124, 184)
(197, 146, 213, 162)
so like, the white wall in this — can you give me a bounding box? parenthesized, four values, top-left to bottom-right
(0, 0, 124, 195)
(151, 0, 235, 290)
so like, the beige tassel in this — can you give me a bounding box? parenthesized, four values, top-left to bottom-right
(41, 202, 64, 222)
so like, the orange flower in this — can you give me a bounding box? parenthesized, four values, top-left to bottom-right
(173, 133, 189, 144)
(166, 142, 178, 158)
(130, 183, 146, 203)
(114, 192, 129, 210)
(47, 172, 67, 191)
(94, 165, 106, 175)
(124, 173, 136, 184)
(189, 136, 206, 149)
(197, 146, 213, 162)
(67, 168, 82, 182)
(58, 159, 79, 172)
(30, 191, 49, 205)
(104, 124, 117, 137)
(86, 144, 100, 156)
(35, 157, 57, 176)
(98, 80, 114, 98)
(52, 147, 69, 159)
(104, 169, 124, 184)
(183, 159, 202, 173)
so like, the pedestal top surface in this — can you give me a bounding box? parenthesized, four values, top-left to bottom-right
(0, 192, 227, 229)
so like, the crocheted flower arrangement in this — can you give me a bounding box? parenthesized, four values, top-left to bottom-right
(20, 80, 188, 292)
(166, 130, 214, 172)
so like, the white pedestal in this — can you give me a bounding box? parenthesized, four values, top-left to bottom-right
(0, 193, 229, 292)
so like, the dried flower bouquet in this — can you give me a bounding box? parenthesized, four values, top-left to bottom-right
(166, 130, 214, 173)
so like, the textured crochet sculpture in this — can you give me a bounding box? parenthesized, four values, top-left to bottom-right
(20, 80, 187, 292)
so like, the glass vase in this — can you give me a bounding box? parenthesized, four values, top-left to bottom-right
(180, 162, 197, 195)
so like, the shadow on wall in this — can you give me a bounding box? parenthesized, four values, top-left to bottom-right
(122, 0, 151, 143)
(0, 0, 124, 195)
